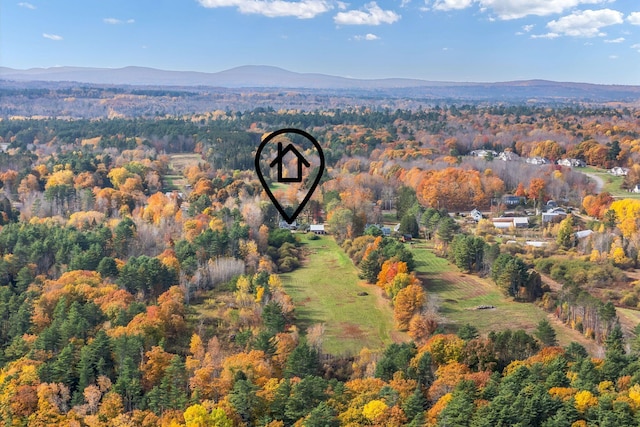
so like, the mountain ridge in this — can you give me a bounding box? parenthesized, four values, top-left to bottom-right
(2, 65, 640, 102)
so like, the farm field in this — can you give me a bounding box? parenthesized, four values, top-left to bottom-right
(410, 242, 602, 355)
(281, 235, 405, 356)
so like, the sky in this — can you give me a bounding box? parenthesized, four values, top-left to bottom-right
(1, 0, 640, 84)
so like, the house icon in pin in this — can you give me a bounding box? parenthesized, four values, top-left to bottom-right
(269, 142, 310, 183)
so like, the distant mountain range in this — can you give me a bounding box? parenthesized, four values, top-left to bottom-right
(2, 65, 640, 101)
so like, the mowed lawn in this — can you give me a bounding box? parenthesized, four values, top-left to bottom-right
(281, 236, 401, 356)
(411, 243, 601, 353)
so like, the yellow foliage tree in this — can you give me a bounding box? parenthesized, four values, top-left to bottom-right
(362, 399, 388, 422)
(574, 390, 598, 413)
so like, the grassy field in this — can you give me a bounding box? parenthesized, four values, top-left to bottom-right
(164, 153, 202, 192)
(581, 166, 640, 198)
(280, 235, 403, 356)
(411, 243, 602, 354)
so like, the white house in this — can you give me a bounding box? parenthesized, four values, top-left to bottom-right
(497, 151, 520, 161)
(610, 167, 629, 176)
(557, 158, 586, 168)
(470, 149, 498, 158)
(526, 157, 550, 165)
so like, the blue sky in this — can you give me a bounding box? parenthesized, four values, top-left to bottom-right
(1, 0, 639, 84)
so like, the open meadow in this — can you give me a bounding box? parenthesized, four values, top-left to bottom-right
(411, 242, 602, 355)
(281, 235, 405, 356)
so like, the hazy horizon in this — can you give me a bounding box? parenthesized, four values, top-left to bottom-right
(2, 0, 640, 85)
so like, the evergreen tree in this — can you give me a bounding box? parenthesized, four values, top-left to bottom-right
(304, 402, 339, 427)
(229, 376, 261, 425)
(51, 343, 76, 387)
(458, 323, 480, 341)
(396, 186, 418, 220)
(375, 342, 416, 381)
(359, 249, 381, 283)
(438, 380, 476, 426)
(436, 217, 457, 243)
(262, 301, 287, 335)
(535, 319, 557, 347)
(285, 341, 320, 378)
(284, 376, 328, 423)
(148, 355, 188, 413)
(114, 356, 143, 411)
(602, 323, 627, 382)
(403, 387, 427, 422)
(399, 213, 419, 238)
(97, 256, 119, 278)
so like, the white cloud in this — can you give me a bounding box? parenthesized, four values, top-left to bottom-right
(604, 37, 624, 43)
(631, 43, 640, 52)
(478, 0, 613, 20)
(530, 32, 559, 39)
(609, 55, 618, 59)
(104, 18, 135, 24)
(355, 33, 380, 40)
(334, 2, 400, 25)
(523, 24, 534, 32)
(198, 0, 331, 18)
(628, 12, 640, 25)
(544, 9, 624, 37)
(42, 33, 63, 41)
(17, 2, 35, 9)
(432, 0, 472, 11)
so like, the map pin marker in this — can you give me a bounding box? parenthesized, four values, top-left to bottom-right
(255, 128, 325, 224)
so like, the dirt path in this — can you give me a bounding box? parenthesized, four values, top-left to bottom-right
(582, 172, 605, 193)
(540, 273, 563, 292)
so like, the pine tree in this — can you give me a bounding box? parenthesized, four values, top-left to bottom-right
(304, 402, 339, 427)
(114, 356, 143, 411)
(535, 319, 557, 347)
(458, 323, 479, 341)
(285, 341, 320, 378)
(359, 249, 381, 283)
(602, 323, 627, 381)
(229, 376, 261, 425)
(402, 387, 427, 421)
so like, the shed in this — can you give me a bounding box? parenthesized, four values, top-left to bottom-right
(309, 224, 326, 234)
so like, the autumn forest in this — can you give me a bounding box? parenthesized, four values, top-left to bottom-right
(1, 89, 640, 426)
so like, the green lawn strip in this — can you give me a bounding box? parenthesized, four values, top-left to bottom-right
(580, 166, 640, 198)
(281, 236, 398, 356)
(411, 244, 598, 351)
(269, 181, 288, 192)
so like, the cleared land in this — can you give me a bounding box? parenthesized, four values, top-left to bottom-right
(581, 166, 640, 198)
(411, 243, 602, 355)
(164, 153, 202, 191)
(281, 235, 405, 356)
